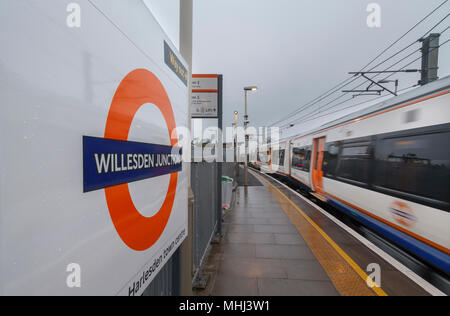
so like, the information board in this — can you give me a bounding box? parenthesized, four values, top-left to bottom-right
(192, 75, 220, 118)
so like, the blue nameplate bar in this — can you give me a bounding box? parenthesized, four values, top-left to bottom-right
(83, 136, 182, 192)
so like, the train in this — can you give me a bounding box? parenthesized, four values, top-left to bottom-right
(255, 76, 450, 275)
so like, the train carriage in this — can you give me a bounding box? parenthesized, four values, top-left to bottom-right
(262, 76, 450, 274)
(270, 141, 290, 176)
(258, 143, 274, 174)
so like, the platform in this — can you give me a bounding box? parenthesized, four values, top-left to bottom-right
(202, 169, 436, 296)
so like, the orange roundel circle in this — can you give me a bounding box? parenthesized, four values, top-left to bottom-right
(390, 201, 416, 228)
(104, 69, 178, 251)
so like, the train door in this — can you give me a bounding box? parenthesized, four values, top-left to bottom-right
(286, 142, 291, 175)
(268, 147, 273, 172)
(312, 137, 326, 195)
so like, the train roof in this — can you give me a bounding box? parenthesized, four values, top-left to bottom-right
(285, 75, 450, 142)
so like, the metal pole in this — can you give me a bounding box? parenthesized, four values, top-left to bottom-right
(233, 123, 236, 180)
(234, 112, 239, 179)
(179, 0, 193, 297)
(216, 75, 223, 237)
(244, 90, 248, 187)
(420, 33, 440, 85)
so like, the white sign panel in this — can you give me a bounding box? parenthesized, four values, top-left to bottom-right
(0, 0, 188, 296)
(192, 75, 220, 118)
(192, 77, 218, 91)
(192, 92, 219, 118)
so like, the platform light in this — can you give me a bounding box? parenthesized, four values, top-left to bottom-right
(243, 85, 258, 186)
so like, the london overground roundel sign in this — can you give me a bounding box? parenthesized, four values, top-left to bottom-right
(83, 69, 182, 251)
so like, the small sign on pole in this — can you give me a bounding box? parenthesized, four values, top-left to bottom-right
(191, 74, 223, 237)
(192, 75, 220, 119)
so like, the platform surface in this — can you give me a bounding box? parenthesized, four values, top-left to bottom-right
(209, 170, 432, 296)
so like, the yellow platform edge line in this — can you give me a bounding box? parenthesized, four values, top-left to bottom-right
(263, 177, 388, 297)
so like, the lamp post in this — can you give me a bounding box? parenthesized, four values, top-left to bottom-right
(233, 111, 239, 179)
(243, 86, 258, 186)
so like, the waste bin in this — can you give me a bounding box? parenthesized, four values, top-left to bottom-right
(222, 176, 233, 210)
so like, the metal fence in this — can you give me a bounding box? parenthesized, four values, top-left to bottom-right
(191, 161, 219, 271)
(144, 159, 226, 295)
(222, 162, 235, 180)
(142, 248, 180, 296)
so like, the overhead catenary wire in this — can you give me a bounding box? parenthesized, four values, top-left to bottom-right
(379, 38, 450, 83)
(279, 23, 450, 129)
(269, 0, 449, 128)
(283, 37, 450, 134)
(289, 48, 423, 125)
(284, 38, 449, 127)
(286, 48, 421, 125)
(282, 36, 450, 128)
(280, 22, 450, 128)
(295, 28, 450, 124)
(358, 0, 448, 70)
(280, 84, 418, 141)
(298, 85, 417, 124)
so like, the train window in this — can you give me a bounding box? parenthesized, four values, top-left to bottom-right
(292, 146, 311, 172)
(279, 149, 285, 166)
(323, 142, 340, 177)
(375, 132, 450, 205)
(337, 142, 372, 184)
(341, 143, 371, 156)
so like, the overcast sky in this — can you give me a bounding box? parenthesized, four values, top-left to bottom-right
(192, 0, 449, 138)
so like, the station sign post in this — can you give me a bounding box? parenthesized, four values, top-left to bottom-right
(192, 74, 223, 237)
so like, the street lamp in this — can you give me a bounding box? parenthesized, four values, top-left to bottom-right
(233, 111, 239, 179)
(243, 86, 258, 186)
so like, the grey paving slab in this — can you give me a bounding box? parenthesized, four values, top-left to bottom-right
(225, 218, 271, 225)
(257, 279, 339, 296)
(231, 209, 282, 214)
(227, 224, 255, 233)
(218, 257, 287, 279)
(231, 212, 288, 219)
(274, 233, 307, 246)
(212, 275, 259, 296)
(254, 224, 297, 234)
(249, 258, 331, 282)
(212, 178, 339, 296)
(224, 217, 292, 225)
(266, 218, 293, 225)
(219, 243, 256, 259)
(224, 232, 276, 245)
(255, 244, 316, 260)
(234, 204, 282, 210)
(281, 260, 331, 281)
